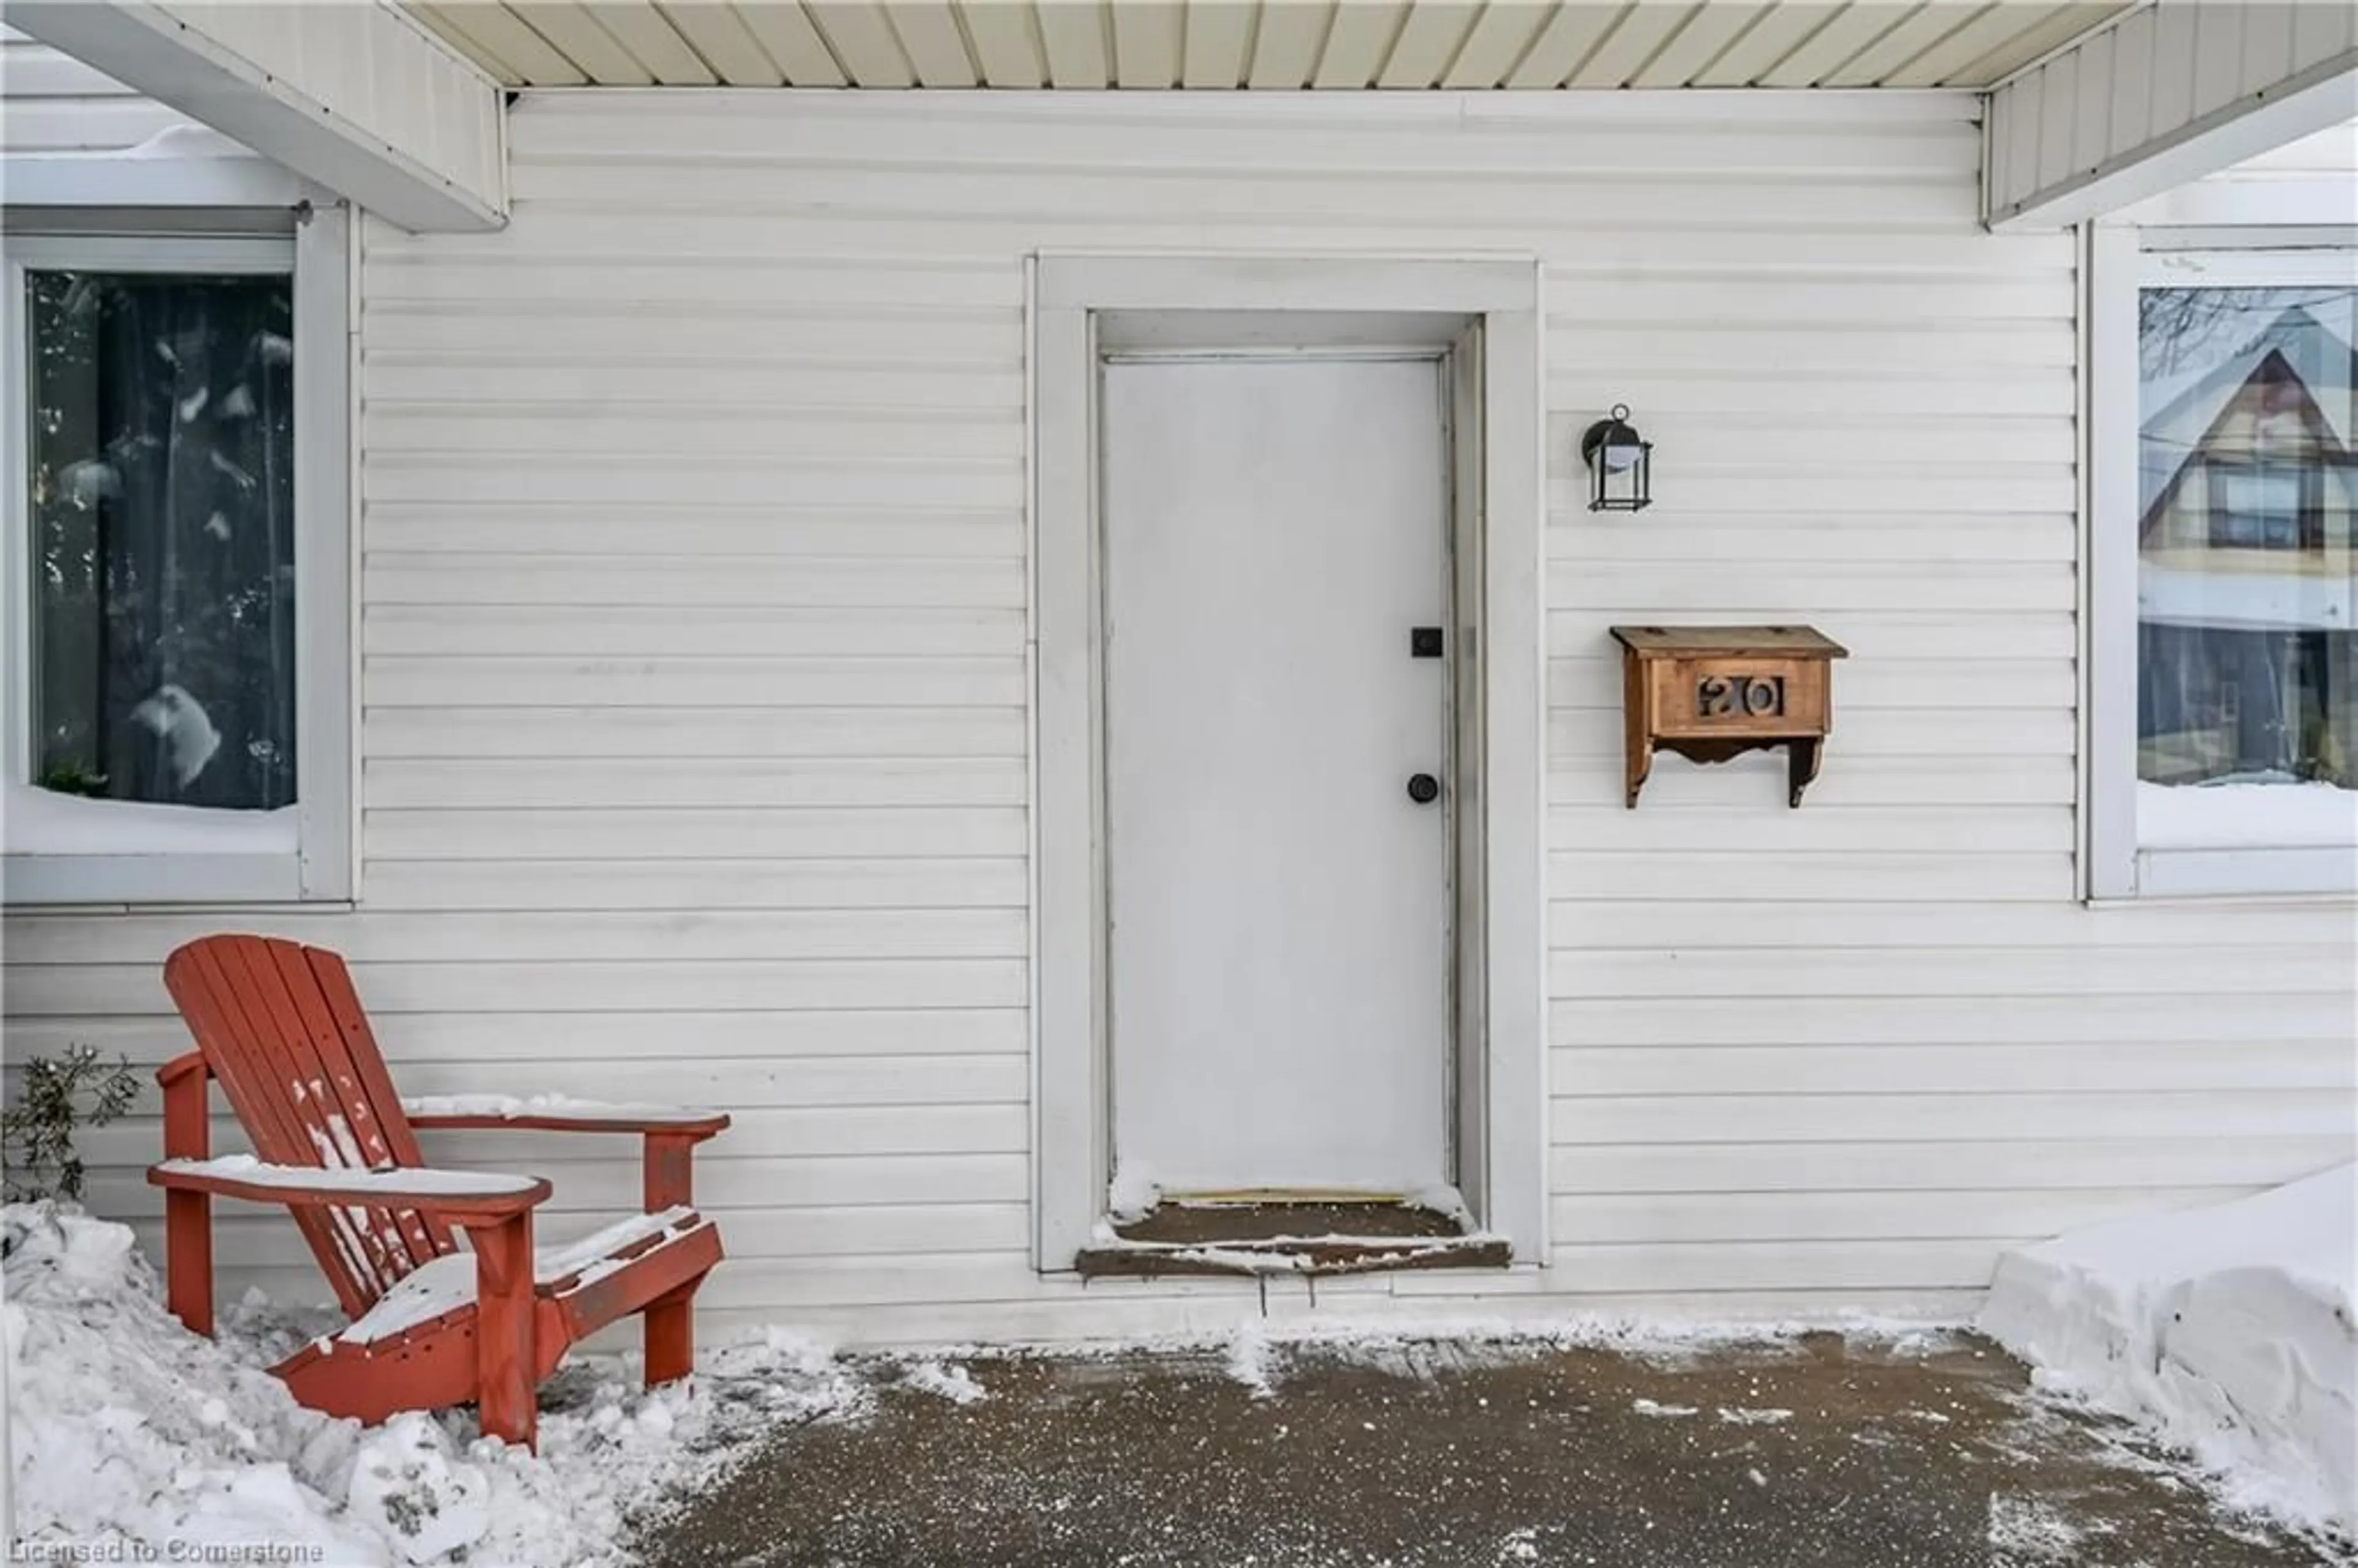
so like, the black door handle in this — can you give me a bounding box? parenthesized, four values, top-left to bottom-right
(1406, 773, 1441, 804)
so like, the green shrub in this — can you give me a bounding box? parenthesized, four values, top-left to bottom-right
(3, 1046, 140, 1203)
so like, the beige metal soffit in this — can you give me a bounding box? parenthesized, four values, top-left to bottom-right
(402, 1, 2135, 93)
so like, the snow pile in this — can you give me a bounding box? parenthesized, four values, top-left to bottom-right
(2138, 777, 2358, 850)
(0, 788, 295, 856)
(154, 1153, 542, 1197)
(1403, 1183, 1473, 1225)
(1716, 1406, 1792, 1426)
(341, 1208, 707, 1345)
(1106, 1163, 1161, 1223)
(398, 1093, 723, 1125)
(1976, 1165, 2357, 1535)
(6, 1205, 385, 1561)
(4, 1204, 862, 1565)
(1224, 1322, 1278, 1400)
(1630, 1398, 1699, 1418)
(1986, 1494, 2087, 1562)
(900, 1360, 987, 1405)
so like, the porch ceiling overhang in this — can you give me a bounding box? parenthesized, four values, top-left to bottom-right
(7, 1, 507, 231)
(404, 0, 2133, 91)
(1985, 1, 2357, 230)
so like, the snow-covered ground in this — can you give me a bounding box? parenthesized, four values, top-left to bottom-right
(14, 1187, 2351, 1562)
(1977, 1163, 2357, 1538)
(2, 1203, 866, 1565)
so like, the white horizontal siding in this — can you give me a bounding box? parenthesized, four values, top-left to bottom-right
(2220, 119, 2358, 178)
(5, 90, 2351, 1347)
(0, 23, 189, 153)
(0, 20, 297, 205)
(2121, 117, 2358, 227)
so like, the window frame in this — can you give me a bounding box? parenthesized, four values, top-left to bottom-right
(2088, 230, 2357, 901)
(1, 209, 352, 906)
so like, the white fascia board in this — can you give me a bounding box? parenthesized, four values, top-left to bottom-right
(6, 1, 505, 232)
(1986, 3, 2358, 233)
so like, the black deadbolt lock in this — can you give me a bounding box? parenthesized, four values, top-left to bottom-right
(1411, 626, 1444, 659)
(1406, 772, 1441, 804)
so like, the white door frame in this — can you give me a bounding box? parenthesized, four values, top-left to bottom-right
(1028, 254, 1548, 1271)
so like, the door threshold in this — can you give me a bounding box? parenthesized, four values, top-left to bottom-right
(1076, 1200, 1511, 1279)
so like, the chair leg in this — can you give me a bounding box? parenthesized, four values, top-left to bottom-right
(644, 1132, 695, 1211)
(469, 1213, 538, 1453)
(159, 1055, 215, 1337)
(645, 1281, 697, 1388)
(642, 1130, 701, 1388)
(164, 1189, 216, 1338)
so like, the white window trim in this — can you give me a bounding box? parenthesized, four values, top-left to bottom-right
(1, 208, 352, 906)
(2088, 227, 2358, 901)
(1027, 253, 1548, 1271)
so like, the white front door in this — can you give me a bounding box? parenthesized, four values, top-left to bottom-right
(1102, 355, 1452, 1197)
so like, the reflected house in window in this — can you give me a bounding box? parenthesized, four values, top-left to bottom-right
(2137, 298, 2357, 788)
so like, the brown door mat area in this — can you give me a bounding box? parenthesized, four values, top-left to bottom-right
(1076, 1200, 1512, 1278)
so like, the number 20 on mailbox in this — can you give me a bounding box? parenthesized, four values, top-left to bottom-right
(1695, 674, 1786, 719)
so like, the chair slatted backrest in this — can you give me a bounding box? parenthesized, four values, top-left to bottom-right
(165, 935, 457, 1317)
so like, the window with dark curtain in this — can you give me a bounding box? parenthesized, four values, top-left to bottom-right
(28, 271, 297, 810)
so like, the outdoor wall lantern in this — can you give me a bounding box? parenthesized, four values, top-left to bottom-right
(1580, 403, 1652, 512)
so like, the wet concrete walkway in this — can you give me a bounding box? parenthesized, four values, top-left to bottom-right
(640, 1331, 2349, 1568)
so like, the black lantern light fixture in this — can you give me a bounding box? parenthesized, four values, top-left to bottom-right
(1579, 403, 1652, 512)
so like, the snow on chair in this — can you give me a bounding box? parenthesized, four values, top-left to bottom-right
(149, 934, 729, 1451)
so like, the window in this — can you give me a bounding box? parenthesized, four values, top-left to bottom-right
(3, 217, 350, 904)
(2203, 459, 2320, 550)
(2093, 240, 2357, 898)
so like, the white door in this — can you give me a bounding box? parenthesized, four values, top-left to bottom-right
(1103, 355, 1452, 1197)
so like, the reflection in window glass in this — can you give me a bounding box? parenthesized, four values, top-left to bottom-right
(2137, 284, 2356, 799)
(27, 271, 296, 810)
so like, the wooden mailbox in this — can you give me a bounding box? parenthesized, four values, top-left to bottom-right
(1609, 625, 1848, 809)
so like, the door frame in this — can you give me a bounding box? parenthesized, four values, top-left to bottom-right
(1028, 254, 1547, 1271)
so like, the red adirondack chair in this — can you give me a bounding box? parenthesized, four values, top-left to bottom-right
(149, 933, 729, 1450)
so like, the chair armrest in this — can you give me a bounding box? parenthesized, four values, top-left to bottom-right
(158, 1050, 209, 1088)
(158, 1051, 213, 1164)
(149, 1156, 550, 1221)
(401, 1095, 730, 1140)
